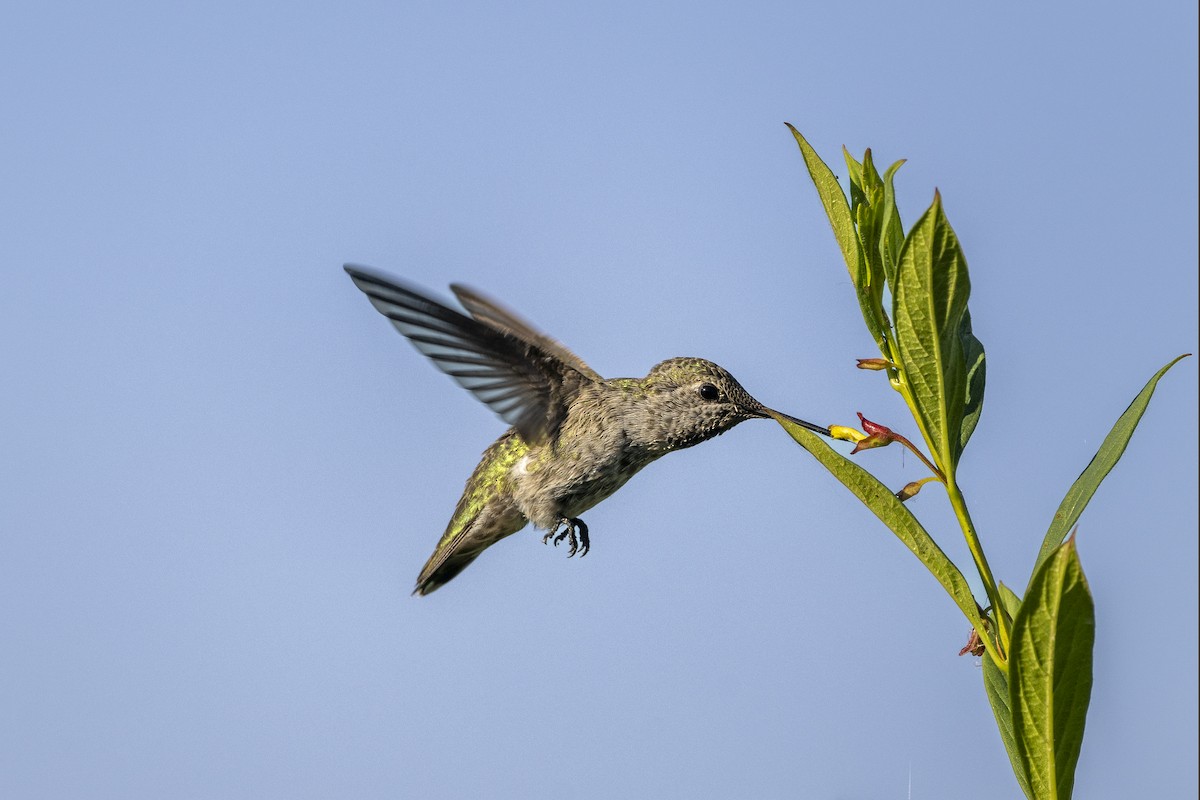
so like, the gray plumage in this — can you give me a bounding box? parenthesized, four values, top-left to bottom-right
(344, 265, 828, 594)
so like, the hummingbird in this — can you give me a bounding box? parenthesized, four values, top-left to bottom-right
(344, 265, 830, 595)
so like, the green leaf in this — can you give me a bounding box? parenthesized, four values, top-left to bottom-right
(788, 125, 862, 287)
(1010, 537, 1094, 800)
(959, 309, 987, 452)
(985, 583, 1030, 798)
(984, 652, 1033, 800)
(878, 158, 906, 289)
(1033, 354, 1190, 578)
(772, 416, 986, 637)
(842, 147, 866, 211)
(892, 191, 980, 476)
(998, 581, 1022, 620)
(855, 150, 887, 318)
(842, 148, 892, 295)
(787, 124, 885, 352)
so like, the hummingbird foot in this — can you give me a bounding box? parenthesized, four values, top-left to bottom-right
(542, 517, 590, 558)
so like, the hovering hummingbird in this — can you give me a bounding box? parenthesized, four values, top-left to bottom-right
(344, 265, 830, 595)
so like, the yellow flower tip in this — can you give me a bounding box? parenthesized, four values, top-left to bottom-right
(829, 425, 867, 444)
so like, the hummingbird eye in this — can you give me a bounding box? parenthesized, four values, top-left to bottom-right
(697, 383, 721, 402)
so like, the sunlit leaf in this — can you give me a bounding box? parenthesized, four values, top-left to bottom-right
(892, 191, 980, 476)
(856, 150, 888, 325)
(1033, 354, 1190, 577)
(1010, 538, 1094, 800)
(878, 158, 906, 289)
(787, 124, 885, 352)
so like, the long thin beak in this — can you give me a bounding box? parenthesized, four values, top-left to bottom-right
(763, 407, 831, 438)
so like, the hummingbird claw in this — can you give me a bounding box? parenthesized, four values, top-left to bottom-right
(543, 517, 590, 558)
(575, 519, 590, 557)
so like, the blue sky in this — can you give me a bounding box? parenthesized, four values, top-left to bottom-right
(3, 2, 1196, 798)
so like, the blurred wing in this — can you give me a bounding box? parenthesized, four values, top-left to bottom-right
(344, 264, 594, 443)
(450, 284, 602, 381)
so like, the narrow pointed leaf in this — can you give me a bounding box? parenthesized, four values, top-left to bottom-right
(1034, 354, 1190, 577)
(843, 146, 866, 211)
(1010, 538, 1094, 800)
(772, 417, 986, 637)
(855, 149, 887, 316)
(878, 159, 906, 288)
(789, 125, 862, 287)
(787, 124, 885, 351)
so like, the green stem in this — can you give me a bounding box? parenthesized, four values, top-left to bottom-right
(945, 479, 1009, 658)
(886, 357, 1006, 658)
(880, 325, 1006, 660)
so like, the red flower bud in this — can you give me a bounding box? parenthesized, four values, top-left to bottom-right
(850, 434, 891, 454)
(856, 412, 895, 438)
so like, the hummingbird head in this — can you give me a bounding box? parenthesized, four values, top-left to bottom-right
(639, 357, 830, 451)
(639, 357, 777, 450)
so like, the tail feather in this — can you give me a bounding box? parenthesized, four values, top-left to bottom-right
(413, 547, 482, 596)
(412, 504, 527, 595)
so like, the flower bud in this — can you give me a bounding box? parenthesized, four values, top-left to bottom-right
(850, 434, 891, 453)
(855, 358, 892, 371)
(849, 413, 896, 453)
(856, 412, 894, 438)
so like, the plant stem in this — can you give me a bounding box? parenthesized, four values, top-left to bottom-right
(945, 479, 1009, 658)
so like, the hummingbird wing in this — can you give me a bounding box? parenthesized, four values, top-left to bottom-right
(449, 284, 602, 381)
(345, 265, 597, 444)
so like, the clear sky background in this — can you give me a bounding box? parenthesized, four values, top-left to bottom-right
(3, 2, 1196, 798)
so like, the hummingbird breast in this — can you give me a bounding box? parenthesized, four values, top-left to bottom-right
(507, 384, 661, 530)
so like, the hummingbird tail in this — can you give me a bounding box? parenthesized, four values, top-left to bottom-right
(413, 550, 481, 596)
(412, 501, 529, 596)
